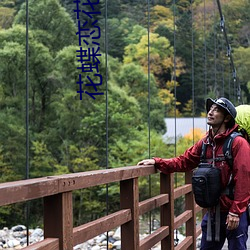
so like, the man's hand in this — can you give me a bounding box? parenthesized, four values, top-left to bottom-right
(226, 213, 240, 230)
(137, 159, 155, 166)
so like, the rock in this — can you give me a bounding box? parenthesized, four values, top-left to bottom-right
(11, 226, 26, 232)
(0, 224, 188, 249)
(30, 228, 43, 238)
(0, 230, 8, 238)
(91, 245, 101, 250)
(113, 227, 120, 240)
(7, 239, 20, 247)
(113, 240, 121, 249)
(95, 234, 106, 243)
(107, 231, 114, 237)
(108, 236, 116, 243)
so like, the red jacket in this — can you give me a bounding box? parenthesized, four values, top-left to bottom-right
(154, 124, 250, 216)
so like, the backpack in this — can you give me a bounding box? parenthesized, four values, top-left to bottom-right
(192, 131, 241, 208)
(192, 162, 221, 208)
(235, 105, 250, 142)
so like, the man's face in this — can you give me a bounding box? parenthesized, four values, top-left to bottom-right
(207, 104, 226, 127)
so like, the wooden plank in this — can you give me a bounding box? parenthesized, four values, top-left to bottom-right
(185, 171, 196, 250)
(73, 209, 131, 245)
(196, 226, 202, 237)
(44, 192, 73, 250)
(174, 184, 192, 199)
(0, 177, 59, 206)
(139, 226, 169, 250)
(161, 173, 174, 250)
(195, 204, 203, 213)
(22, 238, 59, 250)
(174, 210, 192, 229)
(0, 165, 156, 206)
(139, 194, 169, 215)
(57, 165, 156, 192)
(120, 178, 140, 250)
(175, 236, 193, 250)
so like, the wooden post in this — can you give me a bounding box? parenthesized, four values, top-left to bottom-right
(185, 171, 196, 250)
(120, 178, 139, 250)
(44, 192, 73, 250)
(160, 173, 174, 250)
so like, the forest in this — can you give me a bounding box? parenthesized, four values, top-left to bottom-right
(0, 0, 249, 228)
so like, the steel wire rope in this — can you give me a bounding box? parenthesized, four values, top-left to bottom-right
(203, 0, 207, 98)
(25, 0, 30, 245)
(191, 0, 195, 145)
(105, 0, 109, 248)
(172, 0, 179, 245)
(215, 0, 242, 104)
(213, 0, 218, 95)
(218, 32, 225, 96)
(217, 15, 226, 96)
(202, 0, 210, 138)
(172, 0, 177, 184)
(147, 0, 152, 234)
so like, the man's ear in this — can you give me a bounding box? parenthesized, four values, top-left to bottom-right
(224, 114, 232, 123)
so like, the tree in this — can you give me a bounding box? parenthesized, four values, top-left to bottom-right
(234, 46, 250, 102)
(148, 5, 174, 33)
(14, 0, 77, 53)
(104, 18, 142, 60)
(114, 62, 165, 132)
(0, 7, 15, 29)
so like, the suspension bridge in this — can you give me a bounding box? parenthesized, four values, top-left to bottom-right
(0, 0, 249, 249)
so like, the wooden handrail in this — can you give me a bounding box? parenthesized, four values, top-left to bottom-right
(0, 165, 203, 249)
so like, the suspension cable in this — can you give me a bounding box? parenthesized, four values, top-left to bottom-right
(213, 0, 217, 94)
(25, 0, 30, 245)
(216, 0, 242, 104)
(203, 0, 207, 98)
(105, 0, 109, 247)
(147, 0, 152, 234)
(191, 0, 195, 144)
(172, 0, 179, 245)
(172, 1, 177, 155)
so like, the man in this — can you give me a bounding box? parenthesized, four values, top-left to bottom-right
(138, 97, 250, 250)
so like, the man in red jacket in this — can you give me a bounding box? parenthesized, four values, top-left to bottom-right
(138, 97, 250, 250)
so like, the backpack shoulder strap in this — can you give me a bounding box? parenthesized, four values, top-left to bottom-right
(223, 132, 242, 169)
(200, 141, 208, 163)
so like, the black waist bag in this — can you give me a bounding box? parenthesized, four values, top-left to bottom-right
(192, 163, 221, 208)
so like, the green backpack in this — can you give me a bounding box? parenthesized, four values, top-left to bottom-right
(235, 105, 250, 142)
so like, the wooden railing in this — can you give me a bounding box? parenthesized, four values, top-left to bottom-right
(0, 165, 203, 250)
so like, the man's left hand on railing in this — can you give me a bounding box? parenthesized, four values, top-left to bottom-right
(137, 159, 155, 166)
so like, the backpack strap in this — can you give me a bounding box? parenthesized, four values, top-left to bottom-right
(223, 132, 243, 200)
(223, 131, 242, 169)
(200, 142, 208, 163)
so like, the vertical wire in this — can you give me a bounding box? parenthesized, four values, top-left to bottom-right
(191, 0, 195, 145)
(220, 37, 225, 96)
(215, 0, 241, 103)
(147, 0, 152, 234)
(172, 0, 179, 244)
(228, 64, 231, 100)
(173, 0, 177, 201)
(173, 0, 177, 159)
(25, 0, 30, 245)
(213, 0, 217, 95)
(105, 0, 109, 247)
(203, 0, 207, 98)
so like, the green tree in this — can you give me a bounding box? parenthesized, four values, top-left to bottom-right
(234, 46, 250, 102)
(114, 62, 165, 132)
(14, 0, 77, 53)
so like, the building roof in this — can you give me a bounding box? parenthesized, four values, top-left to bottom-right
(163, 117, 208, 144)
